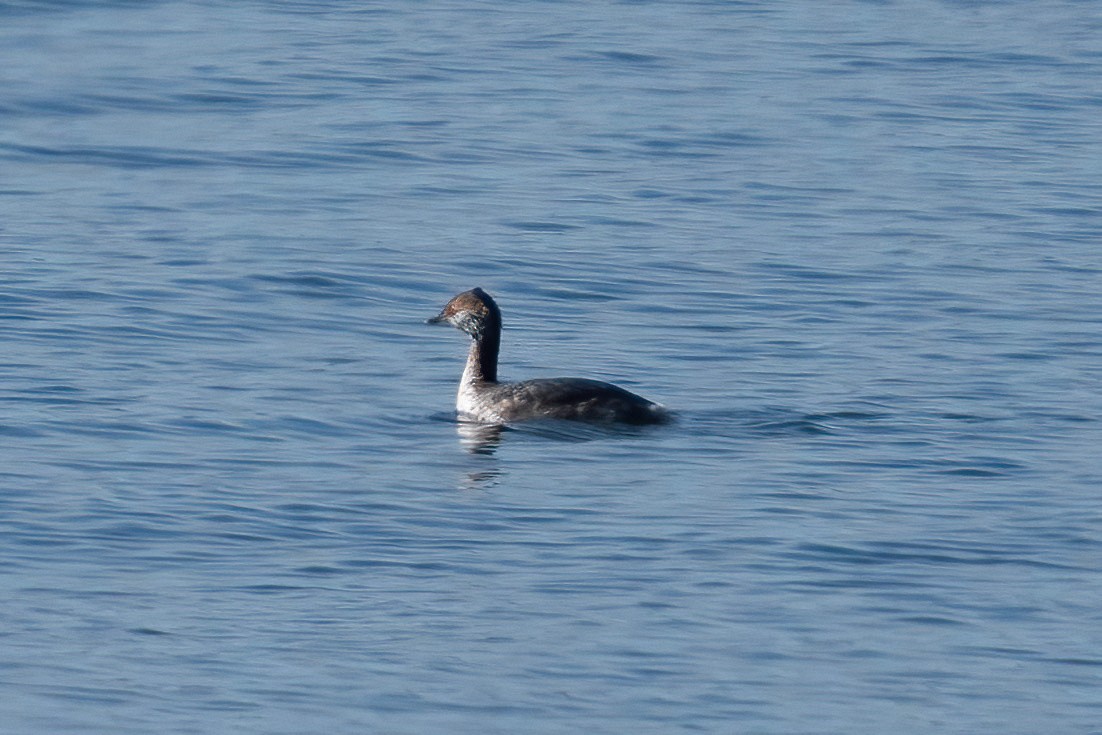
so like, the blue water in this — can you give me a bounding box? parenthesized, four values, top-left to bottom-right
(3, 1, 1102, 732)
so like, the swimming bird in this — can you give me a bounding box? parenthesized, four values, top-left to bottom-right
(428, 287, 668, 425)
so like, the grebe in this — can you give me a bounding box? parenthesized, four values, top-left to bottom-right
(428, 287, 668, 425)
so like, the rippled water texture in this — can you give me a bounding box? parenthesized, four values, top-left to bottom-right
(2, 1, 1101, 733)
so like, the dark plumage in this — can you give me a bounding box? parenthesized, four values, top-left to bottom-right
(428, 288, 668, 425)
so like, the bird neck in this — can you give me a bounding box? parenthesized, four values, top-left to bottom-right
(462, 319, 500, 384)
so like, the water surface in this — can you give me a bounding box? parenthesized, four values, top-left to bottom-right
(2, 1, 1101, 733)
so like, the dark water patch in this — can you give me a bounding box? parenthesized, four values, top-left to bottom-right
(521, 284, 622, 302)
(288, 71, 403, 87)
(2, 384, 99, 407)
(59, 421, 163, 439)
(754, 260, 884, 283)
(896, 615, 969, 627)
(579, 216, 656, 228)
(0, 423, 44, 437)
(76, 92, 201, 115)
(935, 412, 1004, 423)
(636, 138, 722, 158)
(89, 520, 190, 543)
(129, 627, 172, 636)
(0, 0, 150, 16)
(344, 557, 462, 573)
(293, 564, 346, 577)
(0, 142, 213, 169)
(253, 272, 358, 289)
(790, 541, 1074, 571)
(165, 418, 259, 437)
(935, 456, 1028, 476)
(501, 220, 581, 232)
(695, 130, 773, 148)
(172, 91, 279, 110)
(251, 272, 363, 300)
(687, 407, 900, 439)
(325, 141, 433, 163)
(0, 141, 437, 171)
(7, 96, 101, 117)
(240, 584, 310, 595)
(935, 467, 1006, 478)
(34, 684, 134, 707)
(1045, 657, 1102, 668)
(0, 301, 82, 322)
(594, 50, 665, 65)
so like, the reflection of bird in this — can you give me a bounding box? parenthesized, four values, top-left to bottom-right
(428, 287, 668, 425)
